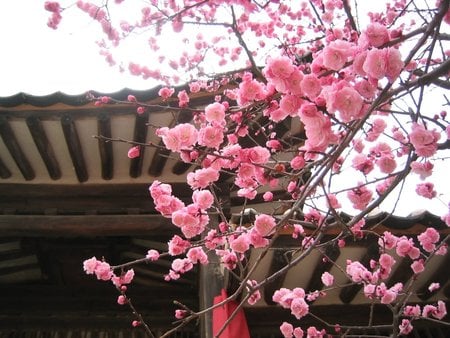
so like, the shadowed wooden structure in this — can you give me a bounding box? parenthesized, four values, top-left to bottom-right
(0, 89, 449, 337)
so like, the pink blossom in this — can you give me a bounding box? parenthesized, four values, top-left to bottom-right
(177, 90, 189, 107)
(404, 305, 421, 317)
(204, 102, 226, 124)
(146, 249, 160, 261)
(300, 74, 322, 99)
(322, 40, 353, 71)
(83, 257, 99, 274)
(290, 297, 309, 319)
(187, 167, 220, 189)
(293, 327, 304, 338)
(249, 228, 269, 248)
(187, 247, 208, 264)
(280, 322, 294, 338)
(347, 183, 373, 210)
(158, 87, 175, 100)
(127, 146, 140, 159)
(246, 146, 271, 164)
(363, 48, 387, 79)
(379, 253, 396, 279)
(237, 75, 267, 105)
(328, 86, 364, 122)
(396, 237, 420, 259)
(378, 231, 398, 250)
(254, 214, 276, 236)
(168, 235, 190, 256)
(364, 23, 390, 47)
(411, 259, 425, 274)
(376, 155, 397, 174)
(117, 295, 127, 305)
(326, 193, 341, 209)
(216, 249, 238, 270)
(428, 282, 440, 292)
(410, 161, 434, 180)
(415, 182, 437, 199)
(263, 191, 274, 201)
(290, 155, 305, 170)
(197, 125, 224, 149)
(352, 154, 374, 175)
(175, 309, 187, 319)
(385, 48, 403, 82)
(192, 190, 214, 210)
(399, 319, 413, 335)
(94, 261, 113, 281)
(157, 123, 198, 152)
(321, 272, 334, 286)
(418, 227, 440, 252)
(247, 280, 261, 305)
(265, 56, 295, 84)
(409, 123, 440, 157)
(355, 80, 377, 100)
(306, 327, 324, 338)
(230, 233, 251, 253)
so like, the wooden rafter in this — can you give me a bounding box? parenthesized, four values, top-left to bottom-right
(97, 112, 114, 180)
(0, 155, 11, 179)
(130, 111, 149, 178)
(0, 214, 175, 237)
(0, 116, 34, 180)
(26, 115, 61, 180)
(61, 114, 88, 182)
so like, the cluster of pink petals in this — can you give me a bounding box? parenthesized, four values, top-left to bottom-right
(157, 123, 198, 153)
(415, 182, 437, 199)
(410, 161, 434, 180)
(83, 257, 113, 281)
(409, 123, 441, 157)
(111, 269, 135, 288)
(166, 258, 193, 280)
(149, 180, 184, 216)
(347, 183, 373, 210)
(417, 227, 440, 252)
(83, 257, 135, 288)
(45, 1, 62, 29)
(272, 288, 309, 320)
(279, 322, 304, 338)
(363, 282, 402, 304)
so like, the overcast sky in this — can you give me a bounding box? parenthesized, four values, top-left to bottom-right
(0, 0, 154, 96)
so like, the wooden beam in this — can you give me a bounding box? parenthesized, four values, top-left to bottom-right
(26, 115, 61, 180)
(0, 116, 35, 180)
(129, 112, 149, 178)
(264, 249, 290, 305)
(172, 161, 193, 175)
(416, 250, 450, 300)
(97, 112, 114, 180)
(199, 217, 223, 338)
(306, 244, 340, 296)
(61, 114, 88, 182)
(0, 155, 11, 178)
(0, 214, 175, 237)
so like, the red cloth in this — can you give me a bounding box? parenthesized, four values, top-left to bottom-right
(212, 289, 251, 338)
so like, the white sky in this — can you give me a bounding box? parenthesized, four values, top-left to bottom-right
(0, 0, 155, 96)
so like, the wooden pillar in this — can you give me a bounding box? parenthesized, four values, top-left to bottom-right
(199, 223, 224, 338)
